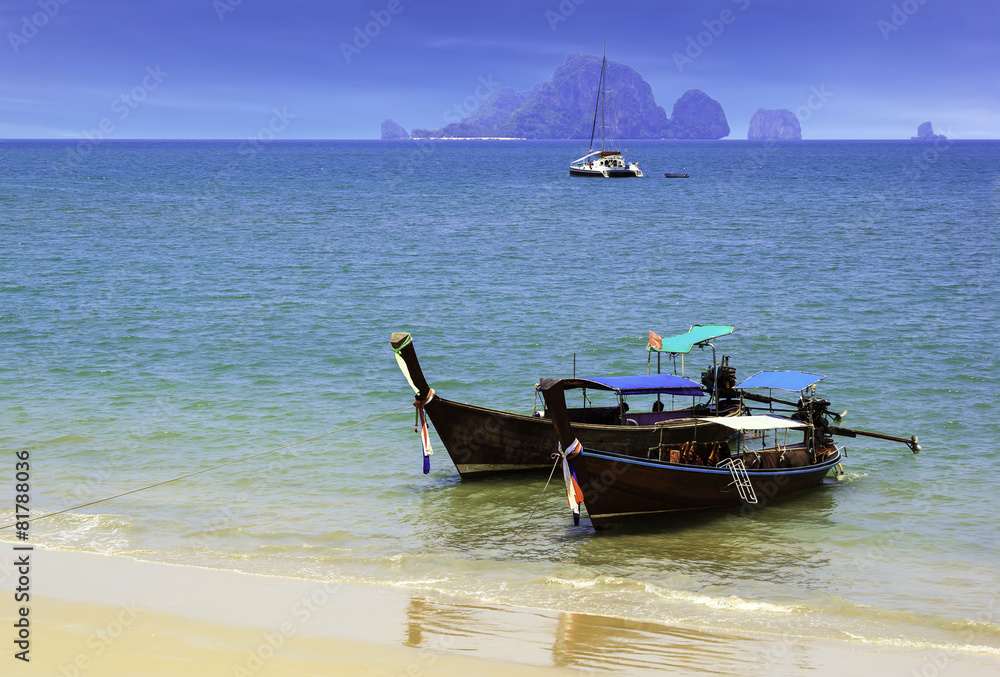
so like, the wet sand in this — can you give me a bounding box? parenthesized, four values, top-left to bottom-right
(1, 545, 997, 675)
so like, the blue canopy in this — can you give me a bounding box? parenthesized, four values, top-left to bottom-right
(736, 370, 826, 392)
(546, 374, 705, 397)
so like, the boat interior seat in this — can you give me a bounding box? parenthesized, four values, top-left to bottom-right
(564, 406, 620, 426)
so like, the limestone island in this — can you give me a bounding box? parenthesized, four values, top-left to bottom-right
(911, 121, 947, 141)
(380, 119, 409, 140)
(747, 108, 801, 140)
(383, 52, 730, 140)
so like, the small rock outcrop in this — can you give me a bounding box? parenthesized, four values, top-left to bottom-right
(380, 119, 409, 140)
(911, 121, 946, 140)
(747, 108, 802, 140)
(668, 89, 729, 139)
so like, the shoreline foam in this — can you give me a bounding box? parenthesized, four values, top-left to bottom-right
(2, 545, 999, 675)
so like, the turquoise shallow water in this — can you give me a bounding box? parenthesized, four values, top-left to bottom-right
(1, 139, 999, 666)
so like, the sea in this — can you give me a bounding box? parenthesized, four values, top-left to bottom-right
(2, 138, 998, 672)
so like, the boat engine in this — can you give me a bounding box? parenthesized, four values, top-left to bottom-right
(701, 356, 738, 406)
(793, 396, 834, 443)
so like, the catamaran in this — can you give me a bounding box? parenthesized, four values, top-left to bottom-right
(570, 44, 642, 178)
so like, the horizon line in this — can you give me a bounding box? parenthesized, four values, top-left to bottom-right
(2, 137, 995, 142)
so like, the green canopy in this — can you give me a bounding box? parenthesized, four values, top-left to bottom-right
(648, 324, 735, 354)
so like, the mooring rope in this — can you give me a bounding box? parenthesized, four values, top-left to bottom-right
(511, 453, 563, 539)
(0, 406, 412, 530)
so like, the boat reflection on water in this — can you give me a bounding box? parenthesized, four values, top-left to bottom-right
(401, 595, 780, 674)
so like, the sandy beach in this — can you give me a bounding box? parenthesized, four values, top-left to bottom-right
(0, 545, 996, 676)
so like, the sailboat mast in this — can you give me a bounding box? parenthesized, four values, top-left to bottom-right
(588, 56, 603, 152)
(600, 42, 606, 152)
(569, 42, 642, 177)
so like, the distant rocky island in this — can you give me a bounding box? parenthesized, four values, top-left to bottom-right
(912, 121, 946, 141)
(747, 108, 801, 140)
(382, 53, 730, 140)
(380, 119, 409, 140)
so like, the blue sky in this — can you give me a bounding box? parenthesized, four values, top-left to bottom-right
(1, 0, 996, 139)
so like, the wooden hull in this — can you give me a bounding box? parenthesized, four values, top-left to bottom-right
(573, 445, 842, 529)
(424, 396, 732, 478)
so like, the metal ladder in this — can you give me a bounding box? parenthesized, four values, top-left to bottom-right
(719, 457, 758, 504)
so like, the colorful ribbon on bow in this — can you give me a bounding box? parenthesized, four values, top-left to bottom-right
(559, 438, 585, 525)
(414, 389, 435, 474)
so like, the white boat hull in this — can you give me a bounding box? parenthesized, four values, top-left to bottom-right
(570, 165, 643, 178)
(569, 152, 643, 178)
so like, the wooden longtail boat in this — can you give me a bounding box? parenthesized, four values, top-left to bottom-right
(539, 369, 919, 530)
(389, 329, 740, 478)
(539, 372, 844, 529)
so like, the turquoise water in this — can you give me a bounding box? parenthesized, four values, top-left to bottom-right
(2, 139, 998, 666)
